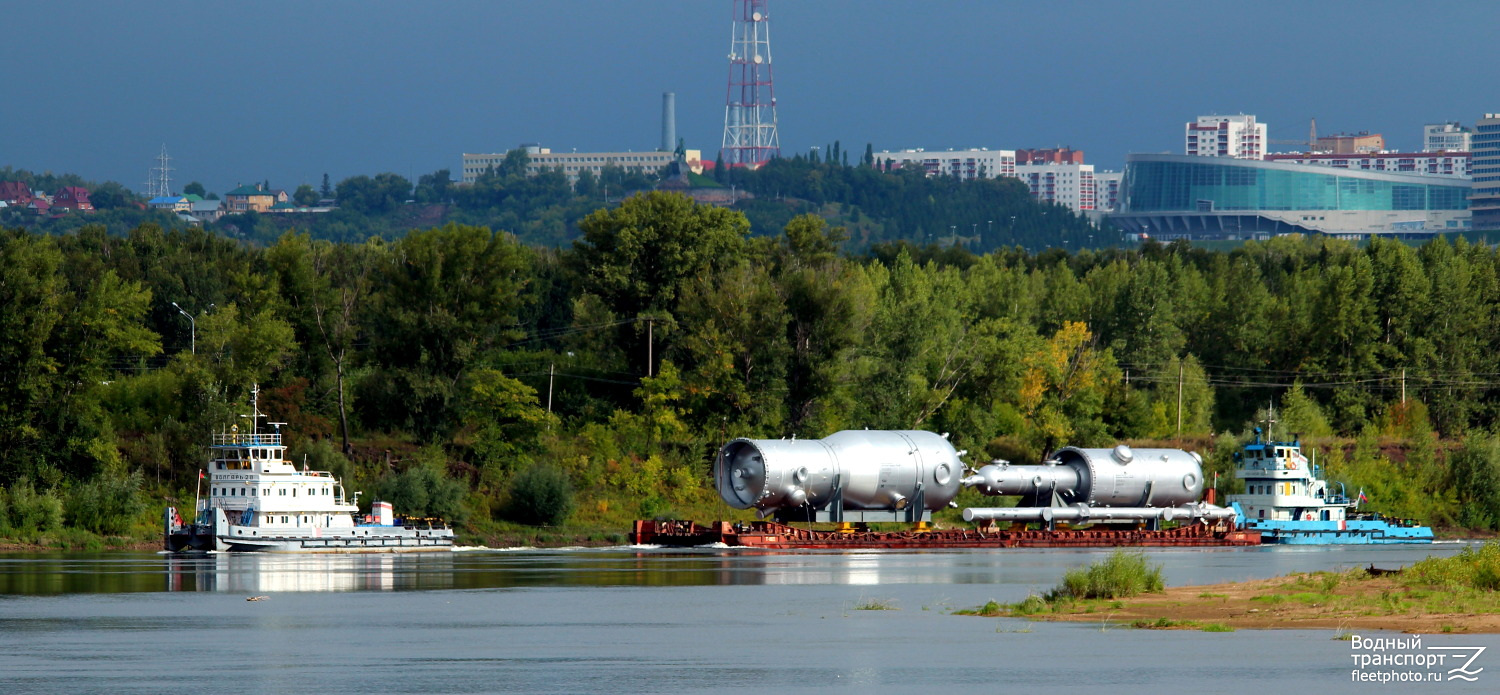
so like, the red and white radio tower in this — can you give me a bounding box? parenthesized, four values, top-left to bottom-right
(722, 0, 780, 167)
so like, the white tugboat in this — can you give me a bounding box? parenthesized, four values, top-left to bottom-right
(1227, 427, 1431, 544)
(165, 386, 453, 553)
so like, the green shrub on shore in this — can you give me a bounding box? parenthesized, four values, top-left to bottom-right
(65, 470, 146, 535)
(507, 464, 576, 526)
(1403, 541, 1500, 590)
(1, 480, 64, 535)
(1052, 551, 1165, 600)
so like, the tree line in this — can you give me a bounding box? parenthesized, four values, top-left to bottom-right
(7, 145, 1106, 256)
(4, 192, 1500, 541)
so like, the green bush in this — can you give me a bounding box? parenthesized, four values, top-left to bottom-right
(506, 464, 575, 526)
(1009, 595, 1047, 616)
(65, 470, 146, 535)
(377, 458, 467, 523)
(3, 479, 64, 533)
(1404, 542, 1500, 590)
(289, 438, 356, 488)
(1053, 551, 1165, 600)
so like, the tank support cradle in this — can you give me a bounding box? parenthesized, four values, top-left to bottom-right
(773, 475, 930, 524)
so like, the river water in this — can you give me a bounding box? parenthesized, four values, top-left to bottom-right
(1, 543, 1494, 694)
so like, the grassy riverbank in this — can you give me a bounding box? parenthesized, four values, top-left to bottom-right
(962, 544, 1500, 634)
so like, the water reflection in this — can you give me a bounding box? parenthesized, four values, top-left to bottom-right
(0, 542, 1480, 596)
(165, 553, 456, 593)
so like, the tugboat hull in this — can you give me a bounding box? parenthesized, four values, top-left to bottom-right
(1244, 518, 1434, 544)
(166, 507, 454, 554)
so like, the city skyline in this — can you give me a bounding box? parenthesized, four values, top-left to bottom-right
(3, 0, 1497, 195)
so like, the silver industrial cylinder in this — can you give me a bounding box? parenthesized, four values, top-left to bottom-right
(963, 444, 1204, 508)
(715, 430, 963, 515)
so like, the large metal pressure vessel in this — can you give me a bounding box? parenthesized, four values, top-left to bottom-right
(963, 445, 1204, 508)
(715, 430, 963, 515)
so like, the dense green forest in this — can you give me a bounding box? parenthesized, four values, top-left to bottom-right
(5, 190, 1500, 546)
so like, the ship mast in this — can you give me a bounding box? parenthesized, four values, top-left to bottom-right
(1262, 401, 1278, 442)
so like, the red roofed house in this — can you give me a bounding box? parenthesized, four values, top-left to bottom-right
(0, 181, 33, 205)
(52, 187, 93, 212)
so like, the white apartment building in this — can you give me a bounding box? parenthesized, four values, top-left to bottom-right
(1264, 152, 1471, 178)
(872, 148, 1017, 180)
(1092, 171, 1122, 212)
(461, 145, 677, 184)
(1014, 162, 1095, 212)
(1424, 122, 1473, 153)
(1185, 114, 1267, 160)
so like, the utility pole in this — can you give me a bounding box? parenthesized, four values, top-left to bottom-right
(1401, 368, 1407, 404)
(1176, 361, 1185, 436)
(547, 363, 555, 413)
(647, 317, 655, 378)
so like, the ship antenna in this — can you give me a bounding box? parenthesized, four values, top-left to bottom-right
(250, 383, 263, 436)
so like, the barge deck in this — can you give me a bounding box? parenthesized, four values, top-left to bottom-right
(632, 520, 1262, 549)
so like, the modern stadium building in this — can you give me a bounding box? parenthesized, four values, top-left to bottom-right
(1110, 153, 1472, 240)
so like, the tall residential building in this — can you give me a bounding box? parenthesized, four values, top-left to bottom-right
(1473, 114, 1500, 229)
(872, 148, 1016, 180)
(1264, 151, 1470, 178)
(1014, 162, 1095, 212)
(1185, 114, 1267, 160)
(1092, 171, 1123, 212)
(1424, 122, 1474, 153)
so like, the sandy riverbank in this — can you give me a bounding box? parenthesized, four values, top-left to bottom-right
(1012, 570, 1500, 634)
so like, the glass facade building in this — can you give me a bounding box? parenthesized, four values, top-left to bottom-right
(1113, 154, 1471, 239)
(1124, 155, 1469, 213)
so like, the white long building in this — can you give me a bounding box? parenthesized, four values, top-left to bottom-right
(1264, 151, 1471, 178)
(871, 147, 1116, 213)
(462, 145, 678, 184)
(872, 148, 1016, 180)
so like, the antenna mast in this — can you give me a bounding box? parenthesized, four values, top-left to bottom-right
(722, 0, 780, 167)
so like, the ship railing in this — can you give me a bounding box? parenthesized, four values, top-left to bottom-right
(211, 432, 283, 447)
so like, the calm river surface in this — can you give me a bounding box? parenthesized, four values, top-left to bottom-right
(1, 543, 1494, 694)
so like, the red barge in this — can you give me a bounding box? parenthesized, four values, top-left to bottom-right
(632, 519, 1261, 549)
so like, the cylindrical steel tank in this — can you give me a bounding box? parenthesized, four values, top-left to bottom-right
(715, 430, 963, 515)
(962, 502, 1236, 523)
(962, 444, 1204, 508)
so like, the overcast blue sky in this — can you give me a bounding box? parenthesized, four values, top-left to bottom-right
(3, 1, 1497, 195)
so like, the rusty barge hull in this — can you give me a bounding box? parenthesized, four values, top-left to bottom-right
(632, 520, 1262, 550)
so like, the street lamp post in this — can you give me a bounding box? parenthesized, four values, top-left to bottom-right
(171, 302, 196, 355)
(171, 302, 212, 355)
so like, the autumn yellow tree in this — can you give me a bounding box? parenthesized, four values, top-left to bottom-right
(1016, 321, 1118, 456)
